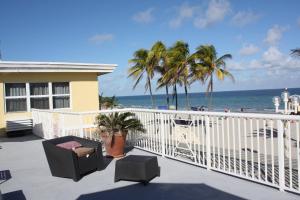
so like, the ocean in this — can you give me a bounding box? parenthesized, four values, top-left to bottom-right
(116, 88, 300, 113)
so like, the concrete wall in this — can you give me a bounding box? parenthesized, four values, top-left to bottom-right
(0, 72, 100, 134)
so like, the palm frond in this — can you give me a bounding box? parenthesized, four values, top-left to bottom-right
(96, 112, 145, 137)
(216, 54, 232, 61)
(128, 49, 149, 91)
(221, 69, 235, 82)
(215, 68, 224, 80)
(291, 48, 300, 57)
(132, 73, 144, 89)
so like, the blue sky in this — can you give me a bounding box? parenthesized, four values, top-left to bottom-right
(0, 0, 300, 96)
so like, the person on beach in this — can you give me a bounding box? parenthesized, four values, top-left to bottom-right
(225, 108, 230, 113)
(199, 106, 205, 111)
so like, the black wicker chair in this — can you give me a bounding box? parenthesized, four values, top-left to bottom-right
(42, 136, 105, 181)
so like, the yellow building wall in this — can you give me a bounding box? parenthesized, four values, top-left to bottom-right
(0, 72, 100, 134)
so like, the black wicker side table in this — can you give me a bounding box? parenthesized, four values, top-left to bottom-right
(114, 155, 160, 184)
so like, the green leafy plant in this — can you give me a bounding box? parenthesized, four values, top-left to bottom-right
(99, 94, 118, 109)
(96, 112, 145, 146)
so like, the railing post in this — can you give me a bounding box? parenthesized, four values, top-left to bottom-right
(32, 110, 36, 136)
(79, 114, 84, 138)
(49, 113, 54, 139)
(61, 114, 66, 137)
(205, 115, 211, 170)
(160, 112, 166, 157)
(277, 119, 285, 191)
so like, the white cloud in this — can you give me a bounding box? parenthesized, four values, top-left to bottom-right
(260, 47, 300, 72)
(194, 0, 230, 28)
(239, 44, 260, 56)
(228, 59, 264, 71)
(231, 11, 260, 27)
(248, 59, 263, 69)
(264, 25, 286, 46)
(262, 46, 284, 63)
(227, 60, 243, 70)
(132, 8, 154, 24)
(89, 34, 114, 44)
(169, 3, 197, 28)
(230, 46, 300, 72)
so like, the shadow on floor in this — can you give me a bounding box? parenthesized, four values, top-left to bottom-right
(2, 190, 26, 200)
(77, 183, 246, 200)
(124, 146, 134, 154)
(102, 156, 114, 169)
(102, 146, 133, 169)
(0, 133, 41, 143)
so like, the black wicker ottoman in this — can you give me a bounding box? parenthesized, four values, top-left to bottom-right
(114, 155, 160, 184)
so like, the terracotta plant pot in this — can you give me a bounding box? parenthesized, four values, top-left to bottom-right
(101, 132, 126, 158)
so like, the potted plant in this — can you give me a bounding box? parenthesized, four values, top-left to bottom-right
(95, 112, 145, 158)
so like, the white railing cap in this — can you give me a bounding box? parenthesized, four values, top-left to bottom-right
(31, 108, 300, 121)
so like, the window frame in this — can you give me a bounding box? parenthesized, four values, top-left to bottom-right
(4, 83, 28, 113)
(4, 82, 72, 113)
(29, 82, 50, 110)
(52, 82, 71, 110)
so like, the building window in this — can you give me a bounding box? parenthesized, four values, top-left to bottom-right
(4, 82, 71, 112)
(5, 83, 27, 112)
(52, 82, 70, 109)
(30, 83, 49, 109)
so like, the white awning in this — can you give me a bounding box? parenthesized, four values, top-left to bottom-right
(0, 61, 117, 74)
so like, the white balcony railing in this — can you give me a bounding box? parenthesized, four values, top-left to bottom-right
(32, 108, 300, 194)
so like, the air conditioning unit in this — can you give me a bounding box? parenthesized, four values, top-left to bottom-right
(6, 119, 33, 132)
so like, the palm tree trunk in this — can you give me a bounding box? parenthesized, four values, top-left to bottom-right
(184, 84, 189, 110)
(209, 75, 213, 110)
(174, 84, 178, 110)
(148, 77, 155, 108)
(165, 85, 170, 108)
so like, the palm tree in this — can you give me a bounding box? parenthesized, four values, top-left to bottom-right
(193, 45, 234, 109)
(128, 49, 155, 107)
(147, 41, 168, 107)
(291, 48, 300, 56)
(152, 42, 171, 107)
(160, 48, 179, 109)
(128, 42, 168, 108)
(162, 41, 194, 110)
(99, 94, 117, 109)
(171, 41, 194, 110)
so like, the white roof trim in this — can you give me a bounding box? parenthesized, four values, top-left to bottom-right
(0, 61, 117, 73)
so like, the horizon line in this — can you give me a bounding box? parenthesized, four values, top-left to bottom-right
(112, 87, 299, 98)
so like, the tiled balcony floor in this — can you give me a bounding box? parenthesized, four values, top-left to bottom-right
(0, 134, 299, 200)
